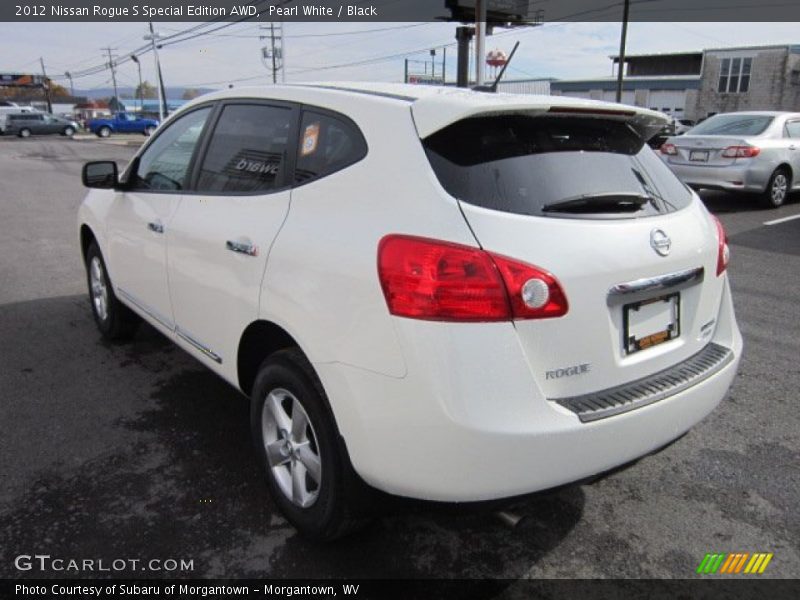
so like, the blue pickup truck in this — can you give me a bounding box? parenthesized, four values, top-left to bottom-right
(87, 112, 159, 138)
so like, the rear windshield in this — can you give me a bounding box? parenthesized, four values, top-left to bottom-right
(688, 114, 773, 136)
(423, 115, 692, 218)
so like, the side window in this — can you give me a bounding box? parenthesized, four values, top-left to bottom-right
(294, 111, 367, 184)
(196, 103, 293, 194)
(131, 107, 211, 192)
(785, 121, 800, 139)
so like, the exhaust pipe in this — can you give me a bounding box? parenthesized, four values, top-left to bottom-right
(495, 510, 525, 529)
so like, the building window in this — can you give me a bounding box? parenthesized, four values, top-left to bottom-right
(718, 57, 752, 93)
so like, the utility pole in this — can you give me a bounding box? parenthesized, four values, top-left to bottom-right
(39, 58, 52, 114)
(64, 71, 74, 97)
(442, 47, 447, 85)
(144, 22, 166, 121)
(615, 0, 630, 103)
(102, 46, 119, 102)
(475, 0, 486, 86)
(455, 26, 474, 88)
(260, 23, 284, 83)
(130, 54, 143, 114)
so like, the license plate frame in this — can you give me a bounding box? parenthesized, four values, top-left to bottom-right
(689, 150, 709, 162)
(623, 293, 680, 355)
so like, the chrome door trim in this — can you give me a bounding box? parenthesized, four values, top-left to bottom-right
(116, 287, 174, 330)
(608, 266, 704, 298)
(176, 327, 223, 364)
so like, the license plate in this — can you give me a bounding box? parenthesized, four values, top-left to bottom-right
(624, 293, 680, 354)
(689, 150, 709, 162)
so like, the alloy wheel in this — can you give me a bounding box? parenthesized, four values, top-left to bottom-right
(772, 173, 788, 206)
(261, 388, 322, 508)
(89, 256, 108, 322)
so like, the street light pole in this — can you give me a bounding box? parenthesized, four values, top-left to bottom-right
(144, 22, 165, 121)
(64, 71, 74, 97)
(130, 54, 143, 114)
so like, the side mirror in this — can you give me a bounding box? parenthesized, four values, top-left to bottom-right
(82, 161, 118, 189)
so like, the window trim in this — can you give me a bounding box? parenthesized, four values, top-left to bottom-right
(718, 56, 753, 94)
(186, 99, 301, 197)
(291, 104, 369, 189)
(785, 120, 800, 139)
(121, 101, 219, 195)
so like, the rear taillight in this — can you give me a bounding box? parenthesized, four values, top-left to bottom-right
(660, 143, 677, 156)
(721, 145, 760, 158)
(712, 216, 730, 276)
(377, 235, 568, 322)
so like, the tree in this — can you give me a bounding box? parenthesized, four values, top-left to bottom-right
(48, 83, 69, 98)
(135, 81, 157, 100)
(182, 88, 201, 100)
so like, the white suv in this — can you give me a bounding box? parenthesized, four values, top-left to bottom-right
(78, 83, 742, 539)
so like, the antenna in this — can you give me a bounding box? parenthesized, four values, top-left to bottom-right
(473, 41, 520, 93)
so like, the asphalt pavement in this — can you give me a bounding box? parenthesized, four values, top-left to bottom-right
(0, 136, 798, 583)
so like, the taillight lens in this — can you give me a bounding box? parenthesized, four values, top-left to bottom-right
(377, 235, 568, 322)
(721, 145, 760, 158)
(660, 143, 678, 156)
(712, 216, 729, 276)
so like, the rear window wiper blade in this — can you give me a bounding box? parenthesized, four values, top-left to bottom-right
(542, 192, 652, 213)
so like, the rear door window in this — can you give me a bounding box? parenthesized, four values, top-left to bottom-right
(294, 110, 367, 184)
(196, 103, 294, 194)
(423, 115, 692, 219)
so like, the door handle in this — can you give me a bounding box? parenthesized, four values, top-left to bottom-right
(225, 240, 259, 257)
(147, 221, 164, 234)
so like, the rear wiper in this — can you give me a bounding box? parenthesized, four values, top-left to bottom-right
(542, 193, 652, 213)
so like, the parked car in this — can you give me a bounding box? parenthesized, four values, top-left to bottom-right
(673, 118, 695, 135)
(87, 112, 159, 138)
(2, 112, 79, 138)
(78, 84, 742, 539)
(660, 111, 800, 207)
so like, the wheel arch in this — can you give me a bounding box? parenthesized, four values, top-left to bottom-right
(237, 319, 306, 397)
(80, 224, 97, 265)
(775, 162, 793, 185)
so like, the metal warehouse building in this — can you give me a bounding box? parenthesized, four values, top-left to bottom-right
(547, 44, 800, 121)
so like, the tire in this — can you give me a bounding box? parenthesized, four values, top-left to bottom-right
(250, 348, 371, 541)
(85, 241, 139, 341)
(761, 167, 790, 208)
(97, 126, 111, 138)
(18, 128, 31, 138)
(63, 126, 75, 137)
(143, 126, 156, 136)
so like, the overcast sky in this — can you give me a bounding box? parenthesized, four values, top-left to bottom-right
(2, 21, 798, 92)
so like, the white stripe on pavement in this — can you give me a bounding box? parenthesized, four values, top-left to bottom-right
(763, 213, 800, 226)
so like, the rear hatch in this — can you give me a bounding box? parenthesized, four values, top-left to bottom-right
(419, 105, 727, 399)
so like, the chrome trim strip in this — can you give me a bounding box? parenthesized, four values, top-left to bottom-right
(608, 266, 704, 298)
(176, 327, 223, 364)
(116, 287, 174, 331)
(551, 342, 733, 423)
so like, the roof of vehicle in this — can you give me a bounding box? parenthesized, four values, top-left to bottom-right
(704, 111, 799, 117)
(186, 81, 669, 139)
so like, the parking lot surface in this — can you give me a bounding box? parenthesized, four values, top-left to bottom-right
(0, 136, 798, 581)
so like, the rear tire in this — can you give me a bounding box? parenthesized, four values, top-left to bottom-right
(85, 241, 139, 341)
(250, 348, 371, 541)
(63, 126, 75, 137)
(761, 167, 790, 208)
(18, 128, 31, 138)
(97, 126, 111, 138)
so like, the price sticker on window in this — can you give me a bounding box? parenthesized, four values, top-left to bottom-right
(301, 123, 320, 156)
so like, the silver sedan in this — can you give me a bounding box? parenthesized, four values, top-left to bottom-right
(659, 111, 800, 208)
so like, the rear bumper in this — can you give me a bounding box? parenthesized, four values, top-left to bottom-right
(663, 160, 771, 193)
(317, 280, 742, 502)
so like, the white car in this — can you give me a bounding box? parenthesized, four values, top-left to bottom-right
(78, 83, 742, 539)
